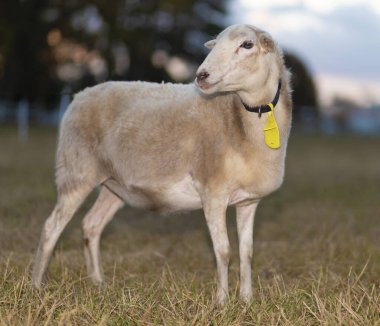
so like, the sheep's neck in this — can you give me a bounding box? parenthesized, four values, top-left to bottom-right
(240, 80, 281, 114)
(236, 72, 288, 150)
(237, 69, 280, 108)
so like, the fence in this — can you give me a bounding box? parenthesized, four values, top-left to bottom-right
(0, 90, 72, 142)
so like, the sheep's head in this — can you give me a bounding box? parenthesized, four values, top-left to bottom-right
(195, 24, 279, 95)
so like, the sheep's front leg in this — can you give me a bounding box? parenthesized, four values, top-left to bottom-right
(203, 197, 230, 305)
(236, 202, 258, 302)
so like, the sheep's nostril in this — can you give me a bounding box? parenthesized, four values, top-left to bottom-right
(196, 70, 210, 82)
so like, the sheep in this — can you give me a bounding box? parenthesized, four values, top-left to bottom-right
(32, 24, 292, 304)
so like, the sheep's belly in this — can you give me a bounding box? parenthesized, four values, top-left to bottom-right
(104, 175, 203, 213)
(159, 176, 203, 212)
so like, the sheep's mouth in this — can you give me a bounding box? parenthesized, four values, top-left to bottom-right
(195, 79, 221, 91)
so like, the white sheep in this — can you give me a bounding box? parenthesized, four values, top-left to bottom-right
(32, 24, 292, 304)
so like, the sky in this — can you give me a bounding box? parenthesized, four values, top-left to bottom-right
(229, 0, 380, 107)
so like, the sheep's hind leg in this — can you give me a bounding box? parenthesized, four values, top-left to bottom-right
(82, 186, 124, 284)
(32, 185, 93, 288)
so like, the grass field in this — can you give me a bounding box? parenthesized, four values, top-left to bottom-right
(0, 126, 379, 325)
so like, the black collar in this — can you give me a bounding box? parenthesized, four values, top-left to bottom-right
(241, 80, 282, 118)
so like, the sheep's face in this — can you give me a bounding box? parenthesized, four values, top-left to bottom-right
(195, 24, 276, 95)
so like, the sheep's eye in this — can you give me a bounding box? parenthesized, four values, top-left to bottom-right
(240, 41, 254, 49)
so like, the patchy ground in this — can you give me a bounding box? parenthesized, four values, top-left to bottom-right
(0, 126, 379, 325)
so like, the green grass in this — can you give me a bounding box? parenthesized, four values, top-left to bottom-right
(0, 126, 379, 325)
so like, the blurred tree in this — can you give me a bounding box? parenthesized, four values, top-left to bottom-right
(0, 0, 228, 102)
(0, 0, 60, 102)
(283, 51, 319, 124)
(0, 0, 318, 122)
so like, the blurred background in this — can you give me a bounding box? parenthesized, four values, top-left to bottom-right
(0, 0, 379, 134)
(1, 2, 380, 323)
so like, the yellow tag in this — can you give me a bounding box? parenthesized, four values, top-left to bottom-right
(264, 103, 280, 149)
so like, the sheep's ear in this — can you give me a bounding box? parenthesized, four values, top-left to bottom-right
(204, 39, 216, 49)
(259, 33, 274, 53)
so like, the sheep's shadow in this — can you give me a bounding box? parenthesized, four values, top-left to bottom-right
(73, 188, 272, 241)
(107, 205, 236, 236)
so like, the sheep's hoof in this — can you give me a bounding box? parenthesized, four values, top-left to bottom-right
(89, 275, 104, 287)
(217, 291, 229, 306)
(30, 275, 44, 290)
(239, 291, 253, 304)
(31, 281, 43, 290)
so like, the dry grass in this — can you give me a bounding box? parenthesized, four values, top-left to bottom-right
(0, 126, 379, 325)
